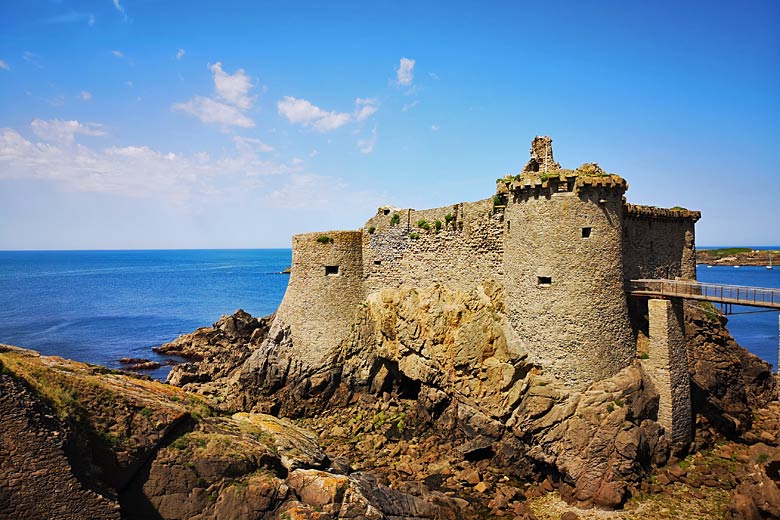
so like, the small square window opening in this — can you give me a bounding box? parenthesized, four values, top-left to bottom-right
(537, 276, 552, 287)
(325, 265, 339, 276)
(582, 227, 592, 239)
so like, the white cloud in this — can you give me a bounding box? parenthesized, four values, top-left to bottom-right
(125, 80, 133, 88)
(277, 96, 351, 132)
(0, 121, 297, 202)
(112, 50, 124, 58)
(431, 125, 440, 131)
(112, 0, 128, 20)
(80, 91, 92, 101)
(45, 94, 65, 107)
(233, 136, 273, 153)
(173, 61, 258, 130)
(277, 96, 376, 133)
(23, 52, 42, 68)
(0, 60, 9, 71)
(172, 96, 254, 129)
(429, 72, 440, 80)
(291, 157, 304, 165)
(30, 119, 105, 144)
(358, 127, 377, 154)
(41, 12, 95, 25)
(176, 48, 186, 60)
(396, 57, 415, 86)
(402, 100, 419, 112)
(209, 62, 255, 110)
(309, 150, 319, 158)
(354, 98, 378, 121)
(262, 173, 379, 211)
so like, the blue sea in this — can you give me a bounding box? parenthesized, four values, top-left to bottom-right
(0, 250, 291, 380)
(696, 263, 779, 369)
(0, 249, 777, 381)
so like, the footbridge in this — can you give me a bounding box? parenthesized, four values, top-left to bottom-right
(628, 279, 780, 313)
(626, 278, 780, 452)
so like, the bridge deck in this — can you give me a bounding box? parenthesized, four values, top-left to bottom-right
(628, 279, 780, 310)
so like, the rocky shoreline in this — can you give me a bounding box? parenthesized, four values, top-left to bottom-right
(696, 248, 779, 267)
(2, 287, 779, 519)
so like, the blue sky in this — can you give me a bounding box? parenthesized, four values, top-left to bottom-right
(0, 0, 778, 249)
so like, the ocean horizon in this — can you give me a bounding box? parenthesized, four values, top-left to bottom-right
(1, 248, 777, 380)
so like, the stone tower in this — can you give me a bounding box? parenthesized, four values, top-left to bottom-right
(274, 230, 365, 369)
(522, 135, 561, 173)
(501, 139, 634, 387)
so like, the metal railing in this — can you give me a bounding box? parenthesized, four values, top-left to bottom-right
(628, 279, 780, 309)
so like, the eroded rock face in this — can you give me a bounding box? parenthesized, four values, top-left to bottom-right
(685, 306, 776, 443)
(0, 370, 121, 520)
(12, 279, 764, 517)
(339, 282, 531, 420)
(511, 365, 668, 508)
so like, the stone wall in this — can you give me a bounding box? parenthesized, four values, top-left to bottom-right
(276, 230, 365, 369)
(362, 198, 504, 293)
(502, 176, 635, 387)
(623, 204, 700, 281)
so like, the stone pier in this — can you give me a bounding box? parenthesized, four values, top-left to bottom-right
(645, 298, 692, 452)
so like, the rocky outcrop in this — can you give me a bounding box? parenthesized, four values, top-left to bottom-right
(685, 305, 776, 443)
(158, 309, 273, 397)
(229, 283, 674, 509)
(511, 365, 668, 508)
(696, 248, 779, 266)
(0, 345, 464, 520)
(0, 368, 121, 520)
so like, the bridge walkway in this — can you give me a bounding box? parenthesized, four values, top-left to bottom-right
(627, 279, 780, 310)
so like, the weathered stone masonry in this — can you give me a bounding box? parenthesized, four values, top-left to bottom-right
(274, 137, 701, 396)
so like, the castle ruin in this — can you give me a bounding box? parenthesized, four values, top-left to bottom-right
(274, 136, 701, 447)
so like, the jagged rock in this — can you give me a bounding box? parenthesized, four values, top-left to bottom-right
(509, 364, 667, 508)
(685, 306, 776, 442)
(133, 412, 326, 519)
(1, 344, 472, 520)
(287, 469, 350, 508)
(0, 345, 196, 493)
(160, 310, 273, 399)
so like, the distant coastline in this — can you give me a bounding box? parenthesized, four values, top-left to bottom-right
(697, 247, 780, 266)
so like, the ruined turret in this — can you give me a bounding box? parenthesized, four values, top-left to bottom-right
(504, 137, 634, 386)
(522, 135, 560, 173)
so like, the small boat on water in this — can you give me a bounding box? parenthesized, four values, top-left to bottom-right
(706, 265, 713, 268)
(768, 255, 774, 270)
(734, 265, 740, 268)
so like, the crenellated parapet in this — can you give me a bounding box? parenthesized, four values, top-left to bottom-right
(497, 166, 628, 201)
(624, 203, 701, 222)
